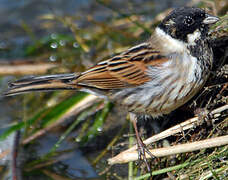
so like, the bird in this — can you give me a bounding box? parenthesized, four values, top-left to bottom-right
(4, 7, 219, 172)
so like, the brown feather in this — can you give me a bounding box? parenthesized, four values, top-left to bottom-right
(75, 43, 168, 89)
(4, 43, 169, 95)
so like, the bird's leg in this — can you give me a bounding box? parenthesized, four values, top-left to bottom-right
(129, 113, 154, 174)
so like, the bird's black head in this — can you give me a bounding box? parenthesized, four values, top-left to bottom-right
(158, 7, 219, 43)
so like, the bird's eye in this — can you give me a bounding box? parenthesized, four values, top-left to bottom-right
(184, 17, 194, 26)
(200, 13, 204, 17)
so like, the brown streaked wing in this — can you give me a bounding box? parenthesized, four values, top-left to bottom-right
(75, 43, 169, 89)
(75, 62, 127, 89)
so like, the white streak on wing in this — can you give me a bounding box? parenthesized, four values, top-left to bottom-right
(126, 43, 148, 52)
(97, 60, 109, 65)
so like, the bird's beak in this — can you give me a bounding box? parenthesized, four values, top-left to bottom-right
(203, 14, 220, 25)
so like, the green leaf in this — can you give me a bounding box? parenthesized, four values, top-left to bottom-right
(0, 109, 46, 141)
(39, 92, 89, 128)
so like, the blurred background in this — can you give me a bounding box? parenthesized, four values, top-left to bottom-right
(0, 0, 227, 179)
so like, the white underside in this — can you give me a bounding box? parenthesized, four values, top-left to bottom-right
(112, 28, 204, 115)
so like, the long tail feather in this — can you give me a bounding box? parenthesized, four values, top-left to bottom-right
(4, 73, 79, 96)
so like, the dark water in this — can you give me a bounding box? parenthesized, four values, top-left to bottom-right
(0, 0, 189, 179)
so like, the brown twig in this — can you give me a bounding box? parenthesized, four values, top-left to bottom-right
(108, 104, 228, 164)
(0, 60, 58, 75)
(108, 135, 228, 164)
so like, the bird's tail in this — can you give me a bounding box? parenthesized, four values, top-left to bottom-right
(4, 73, 79, 96)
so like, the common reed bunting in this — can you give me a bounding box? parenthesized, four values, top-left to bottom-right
(4, 7, 219, 172)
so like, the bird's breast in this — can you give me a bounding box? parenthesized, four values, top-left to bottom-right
(110, 53, 207, 116)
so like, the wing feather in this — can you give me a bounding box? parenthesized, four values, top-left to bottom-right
(76, 43, 169, 89)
